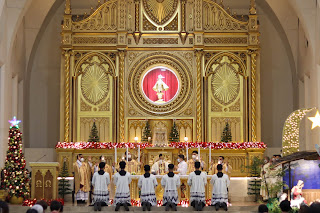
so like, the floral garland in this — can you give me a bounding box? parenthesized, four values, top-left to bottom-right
(55, 141, 266, 150)
(23, 198, 64, 207)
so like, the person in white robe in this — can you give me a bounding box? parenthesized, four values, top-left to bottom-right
(187, 161, 207, 211)
(151, 154, 169, 175)
(260, 157, 270, 201)
(211, 164, 230, 211)
(138, 165, 158, 211)
(161, 164, 181, 211)
(176, 154, 187, 175)
(92, 162, 110, 211)
(114, 161, 132, 211)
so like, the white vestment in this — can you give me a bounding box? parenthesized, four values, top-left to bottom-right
(211, 173, 230, 205)
(177, 161, 188, 175)
(151, 161, 169, 175)
(138, 174, 158, 206)
(161, 173, 181, 205)
(260, 163, 270, 200)
(92, 171, 110, 204)
(187, 171, 207, 204)
(113, 172, 132, 204)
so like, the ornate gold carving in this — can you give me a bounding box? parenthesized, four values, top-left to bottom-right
(195, 0, 202, 30)
(128, 52, 193, 115)
(204, 37, 248, 45)
(143, 15, 157, 31)
(128, 51, 144, 66)
(72, 0, 117, 32)
(195, 50, 202, 142)
(119, 50, 125, 142)
(80, 99, 92, 111)
(211, 100, 222, 112)
(98, 98, 110, 111)
(203, 0, 248, 32)
(211, 56, 240, 106)
(142, 0, 179, 25)
(118, 0, 126, 30)
(250, 51, 257, 141)
(64, 0, 71, 15)
(73, 37, 117, 45)
(229, 99, 240, 112)
(143, 38, 179, 44)
(128, 102, 143, 116)
(64, 50, 71, 142)
(80, 56, 110, 105)
(211, 117, 240, 123)
(181, 0, 186, 32)
(164, 15, 178, 31)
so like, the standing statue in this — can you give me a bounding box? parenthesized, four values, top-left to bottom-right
(153, 74, 169, 103)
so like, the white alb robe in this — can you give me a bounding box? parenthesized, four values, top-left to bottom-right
(92, 171, 110, 204)
(151, 161, 169, 175)
(210, 173, 230, 205)
(113, 172, 132, 204)
(187, 171, 207, 204)
(177, 161, 188, 175)
(260, 163, 270, 200)
(138, 174, 158, 206)
(161, 173, 181, 205)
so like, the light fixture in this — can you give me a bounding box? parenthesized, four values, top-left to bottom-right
(134, 137, 139, 142)
(184, 137, 188, 142)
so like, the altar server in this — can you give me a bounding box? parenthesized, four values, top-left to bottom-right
(151, 154, 169, 175)
(138, 165, 158, 211)
(92, 162, 110, 211)
(114, 161, 132, 211)
(187, 151, 206, 174)
(176, 154, 188, 175)
(211, 164, 230, 211)
(188, 162, 207, 211)
(209, 156, 232, 178)
(161, 164, 181, 211)
(73, 154, 91, 205)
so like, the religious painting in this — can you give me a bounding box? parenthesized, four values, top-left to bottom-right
(142, 66, 179, 104)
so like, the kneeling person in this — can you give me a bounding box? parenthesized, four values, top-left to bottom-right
(161, 164, 181, 211)
(92, 162, 110, 211)
(211, 164, 230, 211)
(188, 162, 207, 211)
(138, 165, 158, 211)
(114, 161, 132, 211)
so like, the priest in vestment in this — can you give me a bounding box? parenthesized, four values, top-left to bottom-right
(260, 157, 270, 201)
(117, 151, 140, 174)
(187, 151, 206, 174)
(209, 156, 232, 178)
(151, 154, 169, 175)
(73, 154, 92, 204)
(92, 155, 113, 177)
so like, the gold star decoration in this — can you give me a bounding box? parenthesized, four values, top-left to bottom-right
(308, 111, 320, 129)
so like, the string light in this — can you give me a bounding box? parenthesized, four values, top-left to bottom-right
(282, 108, 315, 156)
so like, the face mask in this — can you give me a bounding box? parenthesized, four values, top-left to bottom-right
(177, 159, 181, 163)
(128, 155, 131, 159)
(101, 158, 106, 162)
(80, 158, 84, 162)
(192, 155, 196, 159)
(264, 160, 268, 163)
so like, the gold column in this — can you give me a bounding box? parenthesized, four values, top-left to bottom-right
(250, 51, 257, 142)
(119, 50, 125, 142)
(64, 50, 71, 142)
(196, 50, 203, 142)
(133, 0, 141, 44)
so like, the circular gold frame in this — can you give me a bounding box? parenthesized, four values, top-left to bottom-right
(128, 52, 193, 115)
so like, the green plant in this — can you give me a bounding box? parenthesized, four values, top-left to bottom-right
(58, 160, 72, 199)
(221, 122, 232, 142)
(169, 122, 179, 142)
(88, 121, 100, 142)
(267, 198, 298, 213)
(142, 120, 152, 142)
(265, 165, 287, 198)
(244, 156, 263, 201)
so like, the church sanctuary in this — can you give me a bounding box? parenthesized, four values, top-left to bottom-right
(1, 0, 320, 212)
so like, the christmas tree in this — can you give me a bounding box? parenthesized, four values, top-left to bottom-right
(221, 122, 232, 142)
(142, 120, 152, 142)
(3, 117, 30, 199)
(88, 121, 100, 142)
(58, 160, 72, 199)
(169, 122, 179, 142)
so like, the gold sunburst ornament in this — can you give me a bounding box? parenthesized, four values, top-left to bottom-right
(308, 110, 320, 129)
(143, 0, 179, 25)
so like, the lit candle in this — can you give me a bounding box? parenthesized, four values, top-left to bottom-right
(198, 145, 201, 160)
(134, 137, 138, 143)
(115, 144, 117, 164)
(126, 145, 129, 162)
(138, 145, 140, 163)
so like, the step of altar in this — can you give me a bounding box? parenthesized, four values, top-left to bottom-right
(9, 205, 259, 213)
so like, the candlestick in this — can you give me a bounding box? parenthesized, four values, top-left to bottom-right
(115, 145, 117, 164)
(126, 145, 129, 162)
(184, 137, 188, 162)
(138, 145, 140, 162)
(198, 145, 200, 160)
(209, 144, 211, 164)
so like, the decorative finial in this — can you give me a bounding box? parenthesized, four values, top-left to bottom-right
(250, 0, 257, 15)
(64, 0, 71, 14)
(91, 7, 94, 14)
